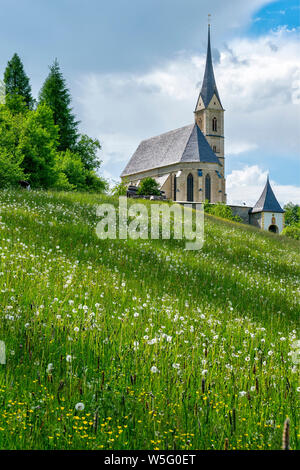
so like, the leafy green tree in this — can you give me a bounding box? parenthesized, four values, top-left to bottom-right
(282, 226, 300, 240)
(39, 59, 79, 152)
(137, 177, 160, 196)
(75, 134, 102, 171)
(0, 104, 25, 187)
(54, 150, 108, 193)
(53, 171, 75, 191)
(4, 53, 34, 109)
(74, 134, 108, 192)
(284, 202, 300, 227)
(54, 150, 86, 190)
(84, 170, 108, 193)
(0, 149, 24, 187)
(0, 103, 23, 153)
(18, 103, 59, 187)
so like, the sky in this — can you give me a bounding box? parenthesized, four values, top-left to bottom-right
(0, 0, 299, 206)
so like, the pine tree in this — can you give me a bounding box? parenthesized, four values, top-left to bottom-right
(39, 59, 79, 152)
(4, 53, 34, 109)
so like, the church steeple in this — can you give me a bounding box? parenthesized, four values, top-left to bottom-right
(195, 23, 222, 111)
(194, 19, 226, 203)
(199, 24, 222, 109)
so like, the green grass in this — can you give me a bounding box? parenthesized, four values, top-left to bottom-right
(0, 189, 299, 450)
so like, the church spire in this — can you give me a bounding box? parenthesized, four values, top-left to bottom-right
(196, 22, 222, 110)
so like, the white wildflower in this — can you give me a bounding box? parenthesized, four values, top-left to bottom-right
(75, 402, 85, 411)
(46, 363, 54, 374)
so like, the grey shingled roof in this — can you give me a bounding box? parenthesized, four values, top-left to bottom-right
(251, 177, 284, 213)
(196, 25, 223, 110)
(121, 124, 220, 177)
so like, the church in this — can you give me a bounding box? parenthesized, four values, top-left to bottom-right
(121, 23, 284, 234)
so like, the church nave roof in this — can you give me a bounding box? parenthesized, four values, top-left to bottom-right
(121, 123, 221, 177)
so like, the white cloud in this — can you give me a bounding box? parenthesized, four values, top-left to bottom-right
(74, 27, 300, 188)
(227, 165, 300, 206)
(226, 141, 258, 155)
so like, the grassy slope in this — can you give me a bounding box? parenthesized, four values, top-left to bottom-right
(0, 190, 299, 450)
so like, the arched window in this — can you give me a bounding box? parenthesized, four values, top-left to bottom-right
(187, 173, 194, 202)
(198, 117, 202, 131)
(205, 174, 211, 202)
(174, 175, 177, 201)
(212, 117, 217, 132)
(213, 145, 217, 153)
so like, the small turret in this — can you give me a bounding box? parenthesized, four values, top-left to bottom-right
(250, 176, 285, 233)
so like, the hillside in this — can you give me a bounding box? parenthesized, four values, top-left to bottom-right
(0, 190, 299, 450)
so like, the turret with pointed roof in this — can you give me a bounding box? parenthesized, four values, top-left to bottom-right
(249, 177, 285, 234)
(251, 177, 284, 214)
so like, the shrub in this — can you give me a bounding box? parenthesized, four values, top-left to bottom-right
(281, 226, 300, 240)
(204, 201, 243, 223)
(53, 172, 75, 191)
(137, 177, 160, 196)
(111, 181, 128, 196)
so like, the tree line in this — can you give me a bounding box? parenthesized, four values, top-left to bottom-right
(282, 203, 300, 240)
(0, 53, 108, 192)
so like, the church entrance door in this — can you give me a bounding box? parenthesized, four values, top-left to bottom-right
(268, 225, 278, 233)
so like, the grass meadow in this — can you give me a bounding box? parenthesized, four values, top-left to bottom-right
(0, 189, 299, 450)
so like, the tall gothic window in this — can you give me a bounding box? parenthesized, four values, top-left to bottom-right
(205, 174, 211, 202)
(212, 117, 217, 132)
(174, 175, 177, 201)
(187, 173, 194, 202)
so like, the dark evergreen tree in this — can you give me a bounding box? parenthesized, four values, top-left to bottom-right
(39, 59, 79, 152)
(4, 53, 34, 109)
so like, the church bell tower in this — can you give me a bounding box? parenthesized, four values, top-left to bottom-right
(194, 19, 226, 201)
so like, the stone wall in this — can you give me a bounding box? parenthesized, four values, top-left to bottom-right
(249, 212, 262, 229)
(229, 205, 252, 224)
